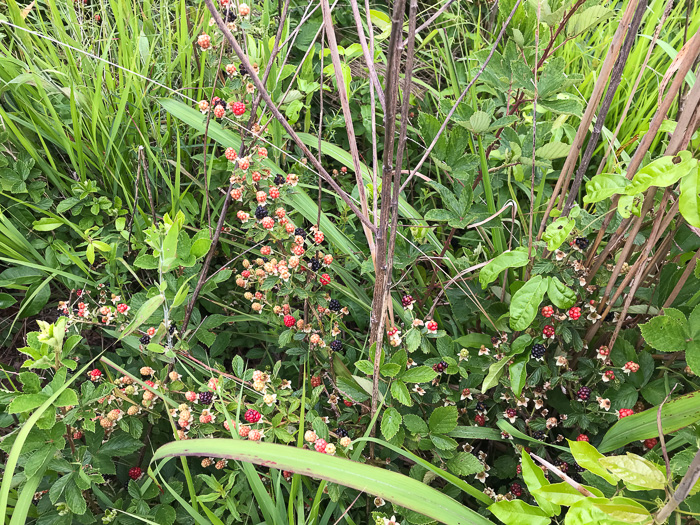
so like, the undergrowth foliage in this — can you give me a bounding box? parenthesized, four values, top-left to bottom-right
(1, 0, 700, 524)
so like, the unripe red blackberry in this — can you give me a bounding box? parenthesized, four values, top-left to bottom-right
(244, 409, 261, 423)
(568, 306, 581, 320)
(644, 438, 658, 449)
(576, 434, 589, 442)
(401, 295, 414, 308)
(310, 375, 322, 387)
(474, 414, 486, 426)
(283, 315, 296, 328)
(619, 408, 634, 418)
(541, 305, 554, 317)
(510, 483, 522, 497)
(542, 325, 555, 338)
(505, 408, 517, 418)
(128, 467, 142, 480)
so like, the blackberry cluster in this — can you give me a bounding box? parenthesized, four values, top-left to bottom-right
(533, 430, 545, 440)
(432, 361, 448, 373)
(336, 428, 348, 438)
(169, 323, 176, 335)
(505, 408, 517, 418)
(224, 10, 237, 22)
(255, 206, 268, 220)
(328, 299, 341, 312)
(553, 459, 569, 473)
(213, 99, 226, 109)
(309, 258, 321, 271)
(577, 386, 591, 401)
(575, 237, 589, 250)
(294, 227, 306, 239)
(573, 462, 585, 473)
(274, 174, 285, 186)
(139, 334, 151, 345)
(401, 295, 414, 307)
(262, 257, 269, 263)
(330, 340, 342, 352)
(198, 391, 213, 405)
(510, 483, 523, 497)
(604, 312, 615, 322)
(531, 343, 546, 359)
(239, 64, 249, 76)
(475, 401, 486, 412)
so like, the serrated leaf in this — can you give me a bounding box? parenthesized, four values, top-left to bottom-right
(430, 433, 458, 450)
(403, 414, 429, 434)
(447, 452, 484, 476)
(568, 440, 618, 484)
(680, 164, 700, 228)
(469, 111, 490, 133)
(639, 315, 688, 352)
(429, 406, 458, 434)
(390, 380, 412, 406)
(399, 366, 438, 383)
(381, 407, 402, 440)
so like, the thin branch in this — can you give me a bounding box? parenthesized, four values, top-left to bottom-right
(349, 0, 386, 111)
(531, 453, 594, 497)
(658, 384, 679, 489)
(402, 0, 457, 45)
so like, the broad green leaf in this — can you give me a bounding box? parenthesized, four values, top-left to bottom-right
(542, 217, 575, 251)
(32, 217, 64, 231)
(617, 194, 636, 218)
(568, 440, 618, 484)
(381, 407, 402, 440)
(536, 141, 571, 159)
(547, 277, 577, 309)
(469, 111, 490, 134)
(403, 414, 429, 434)
(390, 381, 412, 406)
(598, 453, 666, 490)
(482, 358, 509, 391)
(533, 482, 603, 506)
(399, 366, 438, 383)
(152, 439, 494, 525)
(190, 238, 212, 259)
(489, 500, 550, 525)
(479, 248, 529, 289)
(584, 173, 629, 204)
(567, 5, 613, 36)
(639, 315, 688, 352)
(522, 451, 559, 516)
(509, 355, 528, 396)
(626, 151, 697, 195)
(680, 165, 700, 227)
(598, 391, 700, 452)
(425, 209, 455, 222)
(429, 406, 458, 434)
(592, 497, 652, 523)
(510, 276, 549, 331)
(447, 453, 484, 476)
(8, 393, 49, 413)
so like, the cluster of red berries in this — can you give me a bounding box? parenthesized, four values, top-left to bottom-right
(568, 306, 581, 320)
(576, 434, 589, 442)
(619, 408, 635, 418)
(244, 409, 261, 423)
(474, 414, 486, 426)
(541, 305, 554, 317)
(542, 325, 555, 338)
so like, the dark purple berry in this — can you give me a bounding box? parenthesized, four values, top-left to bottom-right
(577, 386, 591, 401)
(330, 340, 342, 352)
(531, 344, 546, 359)
(255, 206, 268, 220)
(328, 299, 341, 312)
(510, 483, 522, 497)
(139, 334, 150, 345)
(575, 237, 589, 250)
(198, 391, 213, 405)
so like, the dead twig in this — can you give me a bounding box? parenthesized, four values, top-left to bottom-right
(531, 453, 594, 497)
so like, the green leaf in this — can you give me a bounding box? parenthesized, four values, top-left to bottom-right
(522, 451, 559, 516)
(430, 433, 458, 450)
(639, 314, 688, 352)
(591, 497, 651, 523)
(425, 209, 456, 222)
(32, 217, 64, 231)
(568, 440, 618, 485)
(381, 408, 402, 440)
(626, 151, 697, 195)
(65, 476, 87, 514)
(488, 499, 550, 525)
(8, 393, 49, 413)
(354, 360, 374, 375)
(403, 414, 429, 434)
(390, 381, 412, 406)
(542, 217, 575, 252)
(547, 277, 577, 309)
(419, 114, 448, 161)
(190, 238, 212, 259)
(337, 376, 371, 402)
(171, 281, 191, 309)
(479, 248, 530, 289)
(399, 366, 438, 383)
(533, 482, 602, 506)
(429, 406, 458, 434)
(469, 111, 491, 134)
(598, 453, 666, 490)
(583, 173, 629, 204)
(482, 358, 509, 391)
(509, 276, 549, 331)
(680, 164, 700, 227)
(536, 141, 571, 159)
(152, 439, 494, 525)
(447, 452, 484, 476)
(381, 363, 401, 378)
(98, 430, 145, 457)
(598, 390, 700, 452)
(119, 295, 164, 340)
(509, 355, 528, 396)
(0, 293, 17, 309)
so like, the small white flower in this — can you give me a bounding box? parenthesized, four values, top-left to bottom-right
(383, 516, 398, 525)
(374, 497, 385, 508)
(413, 385, 426, 396)
(475, 471, 489, 483)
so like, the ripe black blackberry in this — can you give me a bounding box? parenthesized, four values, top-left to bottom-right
(510, 483, 522, 497)
(533, 430, 545, 440)
(213, 98, 226, 109)
(336, 428, 348, 438)
(274, 174, 285, 186)
(573, 462, 585, 473)
(224, 10, 237, 22)
(294, 227, 306, 239)
(169, 323, 177, 335)
(239, 64, 248, 76)
(531, 344, 546, 359)
(309, 258, 321, 272)
(198, 391, 213, 405)
(328, 299, 341, 312)
(262, 257, 269, 263)
(475, 401, 487, 412)
(255, 206, 268, 220)
(330, 340, 342, 352)
(139, 334, 151, 345)
(577, 386, 591, 401)
(604, 312, 615, 323)
(575, 237, 589, 250)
